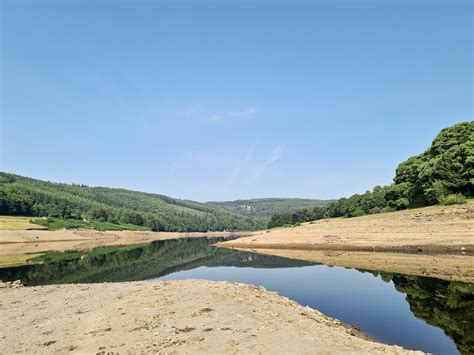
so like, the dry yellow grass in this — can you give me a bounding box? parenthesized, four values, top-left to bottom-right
(0, 216, 46, 231)
(0, 253, 44, 268)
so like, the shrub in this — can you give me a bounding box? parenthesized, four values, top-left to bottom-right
(350, 209, 366, 217)
(388, 197, 410, 210)
(439, 194, 466, 206)
(381, 207, 396, 213)
(368, 207, 381, 214)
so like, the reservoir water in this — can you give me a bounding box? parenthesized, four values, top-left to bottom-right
(1, 237, 472, 354)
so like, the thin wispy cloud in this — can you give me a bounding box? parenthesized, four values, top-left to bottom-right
(176, 106, 257, 122)
(209, 114, 223, 121)
(228, 144, 256, 186)
(169, 162, 177, 177)
(226, 108, 257, 118)
(265, 144, 285, 165)
(185, 142, 285, 196)
(185, 151, 233, 163)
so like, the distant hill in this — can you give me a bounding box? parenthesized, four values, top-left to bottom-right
(208, 198, 331, 224)
(0, 173, 262, 232)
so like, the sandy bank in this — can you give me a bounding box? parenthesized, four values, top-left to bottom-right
(0, 229, 253, 260)
(218, 202, 474, 282)
(234, 248, 474, 283)
(0, 280, 421, 354)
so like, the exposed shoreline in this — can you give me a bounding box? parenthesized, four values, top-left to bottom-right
(219, 241, 473, 254)
(0, 280, 422, 354)
(218, 202, 474, 283)
(228, 248, 474, 283)
(0, 229, 254, 267)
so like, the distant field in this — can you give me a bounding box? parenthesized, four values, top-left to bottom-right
(0, 253, 45, 268)
(0, 216, 149, 232)
(30, 218, 150, 231)
(0, 216, 47, 230)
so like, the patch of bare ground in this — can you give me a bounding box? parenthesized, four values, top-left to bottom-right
(218, 202, 474, 282)
(0, 229, 255, 261)
(0, 280, 422, 354)
(235, 249, 474, 283)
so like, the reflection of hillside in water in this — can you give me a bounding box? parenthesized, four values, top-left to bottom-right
(367, 271, 474, 355)
(0, 237, 314, 285)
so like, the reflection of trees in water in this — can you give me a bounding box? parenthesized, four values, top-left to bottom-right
(371, 271, 474, 355)
(0, 237, 313, 285)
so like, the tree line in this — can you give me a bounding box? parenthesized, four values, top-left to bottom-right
(268, 121, 473, 228)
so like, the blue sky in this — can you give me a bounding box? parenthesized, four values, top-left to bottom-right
(1, 0, 472, 201)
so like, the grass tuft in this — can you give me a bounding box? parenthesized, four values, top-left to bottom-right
(439, 194, 467, 206)
(0, 216, 47, 230)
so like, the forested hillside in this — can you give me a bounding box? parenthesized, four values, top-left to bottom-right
(208, 198, 330, 224)
(0, 173, 260, 232)
(268, 121, 473, 228)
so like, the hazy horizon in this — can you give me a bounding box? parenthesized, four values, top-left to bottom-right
(1, 1, 472, 201)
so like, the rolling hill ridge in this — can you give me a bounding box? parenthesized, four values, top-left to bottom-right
(0, 173, 329, 232)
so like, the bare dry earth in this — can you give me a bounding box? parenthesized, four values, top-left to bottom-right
(0, 229, 253, 257)
(219, 202, 474, 282)
(0, 280, 422, 354)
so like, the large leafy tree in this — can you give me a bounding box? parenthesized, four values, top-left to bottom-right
(395, 121, 473, 204)
(268, 121, 473, 228)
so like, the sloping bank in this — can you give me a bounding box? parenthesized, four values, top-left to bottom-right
(218, 202, 474, 282)
(0, 280, 422, 354)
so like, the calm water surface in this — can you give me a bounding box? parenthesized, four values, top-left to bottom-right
(158, 265, 459, 354)
(1, 237, 472, 354)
